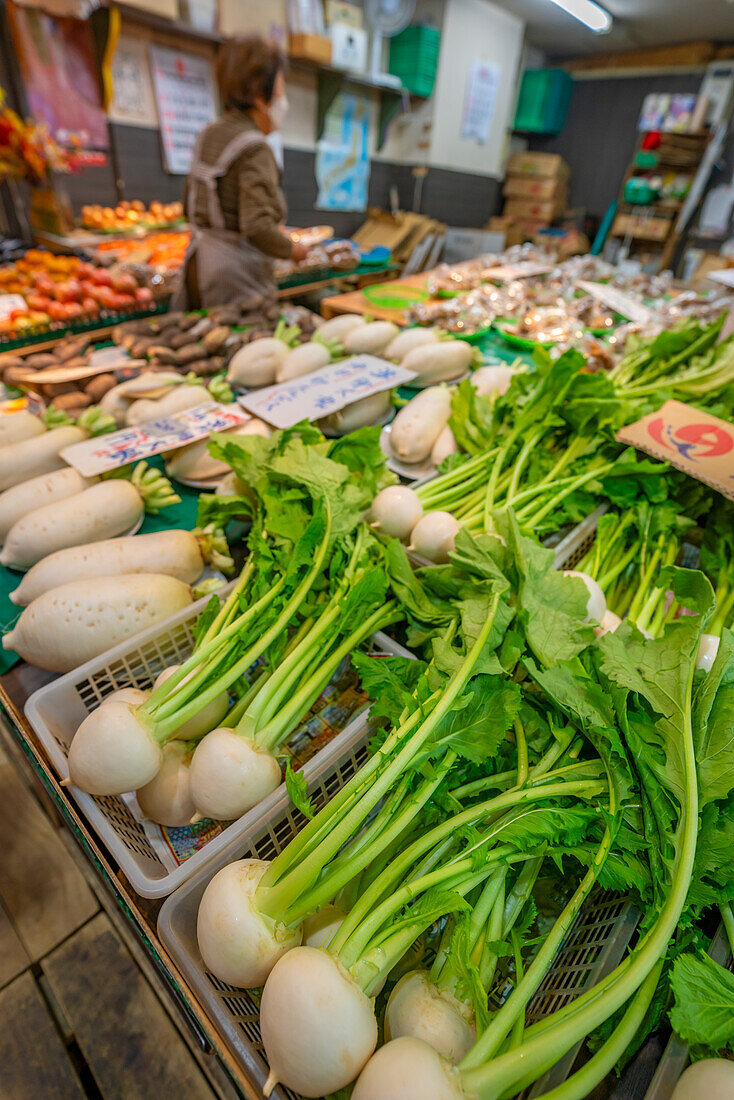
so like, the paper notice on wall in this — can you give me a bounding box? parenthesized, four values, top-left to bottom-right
(110, 35, 158, 129)
(60, 403, 250, 476)
(461, 61, 499, 144)
(316, 92, 370, 211)
(617, 400, 734, 500)
(150, 45, 217, 174)
(576, 280, 654, 324)
(239, 356, 416, 429)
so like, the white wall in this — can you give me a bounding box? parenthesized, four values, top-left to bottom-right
(282, 0, 525, 178)
(428, 0, 524, 176)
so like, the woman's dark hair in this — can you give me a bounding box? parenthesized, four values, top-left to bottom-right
(216, 35, 285, 111)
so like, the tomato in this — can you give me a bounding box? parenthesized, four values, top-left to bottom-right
(25, 294, 52, 312)
(47, 301, 69, 321)
(90, 267, 113, 287)
(134, 286, 153, 303)
(111, 272, 139, 294)
(81, 296, 98, 313)
(54, 278, 82, 303)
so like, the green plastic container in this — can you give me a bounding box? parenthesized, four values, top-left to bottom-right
(388, 25, 441, 98)
(624, 177, 660, 204)
(513, 69, 573, 135)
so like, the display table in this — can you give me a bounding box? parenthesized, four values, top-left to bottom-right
(320, 271, 430, 322)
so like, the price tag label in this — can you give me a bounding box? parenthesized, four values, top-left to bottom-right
(0, 294, 28, 320)
(576, 280, 654, 324)
(60, 402, 250, 476)
(482, 263, 554, 282)
(238, 355, 417, 430)
(617, 400, 734, 500)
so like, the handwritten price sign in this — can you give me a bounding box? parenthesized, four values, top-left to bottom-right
(617, 400, 734, 500)
(576, 280, 654, 324)
(238, 355, 417, 429)
(60, 402, 250, 476)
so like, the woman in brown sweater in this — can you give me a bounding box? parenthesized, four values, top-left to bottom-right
(175, 35, 309, 315)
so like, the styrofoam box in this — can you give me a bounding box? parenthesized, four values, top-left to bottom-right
(24, 586, 411, 898)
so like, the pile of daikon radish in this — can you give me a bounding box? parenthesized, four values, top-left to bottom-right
(225, 313, 481, 435)
(0, 408, 230, 673)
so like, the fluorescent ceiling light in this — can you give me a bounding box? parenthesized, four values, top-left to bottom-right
(546, 0, 613, 33)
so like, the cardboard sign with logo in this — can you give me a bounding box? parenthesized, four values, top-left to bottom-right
(617, 400, 734, 500)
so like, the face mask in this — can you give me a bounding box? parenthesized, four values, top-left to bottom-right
(269, 94, 288, 131)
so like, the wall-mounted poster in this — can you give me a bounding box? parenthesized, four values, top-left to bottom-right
(6, 1, 109, 149)
(150, 45, 217, 175)
(109, 34, 158, 129)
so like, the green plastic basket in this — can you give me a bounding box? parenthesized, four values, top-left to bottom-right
(514, 69, 573, 135)
(388, 25, 441, 98)
(362, 283, 429, 310)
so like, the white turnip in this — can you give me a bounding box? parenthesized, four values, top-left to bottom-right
(471, 363, 521, 397)
(68, 698, 163, 794)
(409, 512, 460, 563)
(196, 858, 302, 987)
(351, 1036, 464, 1100)
(136, 740, 195, 826)
(302, 905, 346, 949)
(153, 665, 228, 742)
(431, 425, 458, 467)
(385, 971, 476, 1064)
(261, 946, 378, 1097)
(188, 727, 281, 819)
(672, 1059, 734, 1100)
(371, 486, 423, 540)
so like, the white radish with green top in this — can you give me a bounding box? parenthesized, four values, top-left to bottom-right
(10, 527, 227, 606)
(431, 424, 458, 466)
(227, 320, 301, 387)
(0, 463, 179, 570)
(0, 467, 98, 544)
(0, 411, 45, 446)
(390, 386, 452, 464)
(136, 740, 196, 826)
(386, 327, 440, 363)
(126, 384, 211, 427)
(344, 321, 399, 355)
(316, 313, 366, 341)
(471, 363, 522, 396)
(318, 391, 392, 435)
(371, 486, 423, 540)
(0, 425, 86, 492)
(401, 340, 475, 385)
(409, 511, 460, 563)
(3, 573, 193, 673)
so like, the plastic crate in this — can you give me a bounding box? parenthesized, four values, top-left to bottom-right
(644, 923, 733, 1100)
(514, 69, 573, 136)
(388, 25, 441, 98)
(158, 721, 639, 1100)
(24, 590, 410, 898)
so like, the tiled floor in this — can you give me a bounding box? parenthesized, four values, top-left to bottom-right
(0, 744, 227, 1100)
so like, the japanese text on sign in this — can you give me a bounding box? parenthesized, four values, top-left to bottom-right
(617, 400, 734, 500)
(483, 263, 554, 283)
(60, 403, 250, 477)
(238, 355, 417, 429)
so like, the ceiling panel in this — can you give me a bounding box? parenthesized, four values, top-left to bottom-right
(488, 0, 734, 58)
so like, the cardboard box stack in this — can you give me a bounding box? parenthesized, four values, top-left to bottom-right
(500, 152, 570, 240)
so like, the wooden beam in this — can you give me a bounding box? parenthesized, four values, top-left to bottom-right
(564, 41, 716, 73)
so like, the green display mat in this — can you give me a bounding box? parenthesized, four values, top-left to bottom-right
(0, 456, 203, 674)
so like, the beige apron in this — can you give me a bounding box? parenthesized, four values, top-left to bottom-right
(172, 129, 280, 315)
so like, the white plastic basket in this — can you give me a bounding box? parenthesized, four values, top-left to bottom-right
(158, 721, 639, 1100)
(24, 589, 410, 899)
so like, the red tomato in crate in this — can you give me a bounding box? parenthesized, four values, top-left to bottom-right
(134, 286, 153, 303)
(54, 279, 82, 303)
(81, 296, 98, 313)
(90, 267, 113, 287)
(47, 301, 69, 321)
(111, 272, 139, 294)
(26, 293, 52, 312)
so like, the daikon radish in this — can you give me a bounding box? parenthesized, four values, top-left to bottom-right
(401, 341, 473, 384)
(319, 392, 392, 435)
(316, 314, 367, 341)
(275, 341, 331, 383)
(167, 420, 271, 482)
(471, 363, 521, 397)
(344, 321, 399, 355)
(0, 425, 86, 492)
(3, 573, 193, 672)
(0, 467, 97, 543)
(431, 425, 457, 466)
(390, 387, 452, 464)
(227, 338, 290, 387)
(100, 372, 183, 426)
(385, 327, 440, 363)
(1, 465, 179, 569)
(126, 384, 210, 427)
(0, 411, 45, 446)
(11, 528, 210, 605)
